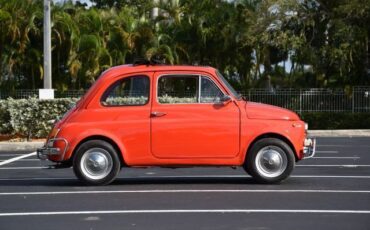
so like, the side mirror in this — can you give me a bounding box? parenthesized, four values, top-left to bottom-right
(218, 95, 232, 104)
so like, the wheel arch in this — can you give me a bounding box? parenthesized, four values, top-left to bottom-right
(245, 133, 298, 163)
(72, 135, 126, 167)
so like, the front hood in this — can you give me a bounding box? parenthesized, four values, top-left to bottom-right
(246, 102, 300, 121)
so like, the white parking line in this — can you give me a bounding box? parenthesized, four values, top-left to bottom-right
(318, 145, 370, 147)
(0, 155, 28, 157)
(0, 159, 39, 162)
(2, 164, 370, 170)
(315, 151, 339, 153)
(292, 175, 370, 179)
(0, 175, 370, 181)
(0, 189, 369, 196)
(0, 209, 369, 217)
(0, 166, 49, 170)
(0, 177, 73, 181)
(297, 165, 370, 167)
(311, 157, 360, 159)
(0, 152, 36, 167)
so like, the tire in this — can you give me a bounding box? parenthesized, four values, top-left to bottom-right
(244, 138, 295, 184)
(73, 140, 121, 186)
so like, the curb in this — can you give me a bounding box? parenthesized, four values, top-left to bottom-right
(308, 130, 370, 137)
(0, 142, 43, 151)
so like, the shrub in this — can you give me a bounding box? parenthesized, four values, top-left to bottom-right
(1, 97, 78, 139)
(0, 100, 12, 134)
(300, 112, 370, 130)
(1, 98, 370, 139)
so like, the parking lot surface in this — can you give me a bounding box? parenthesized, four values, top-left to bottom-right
(0, 137, 369, 230)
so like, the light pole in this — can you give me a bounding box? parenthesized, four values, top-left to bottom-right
(40, 0, 54, 99)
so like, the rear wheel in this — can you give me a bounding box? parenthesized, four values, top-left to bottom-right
(73, 140, 121, 186)
(244, 138, 295, 183)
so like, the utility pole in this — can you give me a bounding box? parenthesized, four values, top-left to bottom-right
(151, 0, 159, 20)
(40, 0, 54, 99)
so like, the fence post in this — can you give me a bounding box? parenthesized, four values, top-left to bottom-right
(352, 87, 355, 113)
(299, 89, 302, 114)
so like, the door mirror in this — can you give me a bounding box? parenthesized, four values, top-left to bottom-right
(218, 95, 232, 104)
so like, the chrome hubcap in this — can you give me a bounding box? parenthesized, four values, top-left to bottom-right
(255, 146, 287, 178)
(80, 148, 113, 180)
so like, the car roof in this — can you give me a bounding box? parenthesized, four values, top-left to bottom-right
(101, 64, 217, 79)
(79, 64, 219, 108)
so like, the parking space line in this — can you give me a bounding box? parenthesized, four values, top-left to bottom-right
(0, 189, 369, 196)
(311, 157, 360, 159)
(0, 177, 73, 181)
(297, 165, 370, 167)
(292, 175, 370, 178)
(0, 166, 49, 170)
(315, 151, 339, 153)
(0, 154, 33, 157)
(0, 209, 369, 217)
(0, 159, 39, 162)
(0, 175, 370, 181)
(318, 144, 370, 147)
(2, 164, 370, 170)
(0, 152, 36, 167)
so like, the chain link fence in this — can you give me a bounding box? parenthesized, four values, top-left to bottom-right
(0, 89, 87, 99)
(239, 87, 370, 113)
(1, 87, 369, 113)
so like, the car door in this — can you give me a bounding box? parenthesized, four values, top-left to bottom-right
(150, 72, 240, 159)
(96, 73, 153, 162)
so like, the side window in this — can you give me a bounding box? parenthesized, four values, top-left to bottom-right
(158, 75, 199, 103)
(101, 75, 149, 106)
(200, 77, 224, 103)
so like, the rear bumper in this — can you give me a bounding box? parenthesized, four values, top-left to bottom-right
(303, 138, 316, 159)
(37, 138, 69, 160)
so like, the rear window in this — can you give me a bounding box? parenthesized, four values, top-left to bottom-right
(101, 75, 150, 106)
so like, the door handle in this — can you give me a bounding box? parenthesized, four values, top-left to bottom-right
(151, 111, 167, 117)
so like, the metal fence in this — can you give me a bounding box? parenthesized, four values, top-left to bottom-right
(1, 86, 369, 113)
(0, 89, 87, 100)
(239, 86, 370, 113)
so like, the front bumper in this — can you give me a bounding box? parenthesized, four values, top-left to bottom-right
(37, 138, 68, 160)
(303, 138, 316, 159)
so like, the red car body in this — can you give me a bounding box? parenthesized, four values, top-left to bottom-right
(38, 64, 315, 185)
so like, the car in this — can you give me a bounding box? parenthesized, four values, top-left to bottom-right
(37, 61, 316, 185)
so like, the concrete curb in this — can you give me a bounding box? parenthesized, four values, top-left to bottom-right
(0, 142, 44, 151)
(0, 130, 369, 152)
(308, 130, 370, 137)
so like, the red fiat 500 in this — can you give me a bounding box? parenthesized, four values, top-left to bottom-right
(37, 63, 315, 185)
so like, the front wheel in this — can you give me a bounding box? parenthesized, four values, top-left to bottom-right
(73, 140, 121, 186)
(244, 138, 295, 184)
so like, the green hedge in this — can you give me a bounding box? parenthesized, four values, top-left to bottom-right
(300, 112, 370, 130)
(0, 97, 78, 139)
(1, 98, 369, 139)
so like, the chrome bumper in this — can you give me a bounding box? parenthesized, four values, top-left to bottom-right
(303, 138, 316, 159)
(37, 138, 68, 160)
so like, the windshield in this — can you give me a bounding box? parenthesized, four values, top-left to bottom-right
(216, 70, 241, 100)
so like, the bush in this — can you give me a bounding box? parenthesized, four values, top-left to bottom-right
(300, 112, 370, 130)
(1, 98, 370, 139)
(0, 97, 78, 139)
(0, 100, 12, 134)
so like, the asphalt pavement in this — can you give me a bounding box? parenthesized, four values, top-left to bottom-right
(0, 137, 369, 230)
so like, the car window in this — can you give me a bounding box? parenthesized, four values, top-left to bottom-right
(200, 77, 224, 103)
(101, 75, 149, 106)
(158, 75, 199, 103)
(216, 70, 241, 100)
(157, 75, 224, 104)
